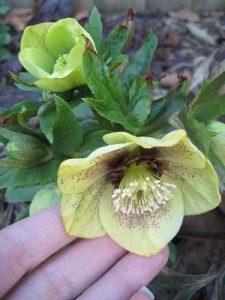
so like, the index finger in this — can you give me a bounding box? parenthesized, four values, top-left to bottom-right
(0, 203, 74, 297)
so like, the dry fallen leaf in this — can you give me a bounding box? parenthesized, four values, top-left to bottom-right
(0, 8, 33, 32)
(168, 8, 200, 22)
(186, 23, 217, 46)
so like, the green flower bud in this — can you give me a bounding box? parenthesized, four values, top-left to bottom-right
(7, 139, 51, 163)
(30, 185, 61, 216)
(18, 18, 96, 92)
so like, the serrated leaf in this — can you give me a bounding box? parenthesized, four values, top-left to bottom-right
(190, 94, 225, 122)
(10, 72, 40, 92)
(79, 129, 109, 156)
(109, 54, 128, 70)
(0, 158, 61, 188)
(146, 80, 188, 132)
(38, 101, 56, 143)
(121, 32, 158, 88)
(182, 114, 212, 155)
(85, 7, 104, 55)
(84, 97, 139, 133)
(51, 96, 83, 156)
(105, 25, 128, 60)
(0, 101, 40, 126)
(190, 71, 225, 121)
(127, 78, 152, 128)
(83, 50, 127, 108)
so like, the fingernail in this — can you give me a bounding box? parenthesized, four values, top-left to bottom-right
(140, 286, 155, 299)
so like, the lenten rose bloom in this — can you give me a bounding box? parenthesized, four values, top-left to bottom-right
(57, 130, 221, 256)
(18, 18, 95, 92)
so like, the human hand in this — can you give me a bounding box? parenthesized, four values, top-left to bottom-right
(0, 204, 168, 300)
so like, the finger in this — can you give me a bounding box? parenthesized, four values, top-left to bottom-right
(0, 203, 74, 297)
(77, 247, 168, 300)
(5, 236, 126, 300)
(130, 287, 154, 300)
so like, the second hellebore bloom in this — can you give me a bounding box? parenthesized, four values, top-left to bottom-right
(58, 130, 221, 256)
(19, 18, 95, 92)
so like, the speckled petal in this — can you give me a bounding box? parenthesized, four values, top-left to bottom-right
(20, 22, 53, 50)
(104, 130, 205, 168)
(58, 143, 134, 195)
(99, 176, 184, 256)
(19, 47, 54, 78)
(165, 159, 221, 215)
(61, 179, 107, 238)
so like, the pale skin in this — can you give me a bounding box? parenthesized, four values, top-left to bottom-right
(0, 203, 169, 300)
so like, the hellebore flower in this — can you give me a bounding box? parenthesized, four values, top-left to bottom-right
(207, 120, 225, 167)
(57, 130, 221, 256)
(18, 18, 95, 92)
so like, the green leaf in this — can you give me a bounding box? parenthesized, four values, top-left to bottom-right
(51, 96, 83, 156)
(84, 97, 139, 133)
(15, 205, 30, 221)
(127, 78, 152, 128)
(38, 101, 56, 143)
(10, 72, 40, 92)
(105, 25, 128, 60)
(121, 32, 158, 88)
(83, 50, 127, 108)
(182, 113, 212, 155)
(167, 242, 177, 267)
(0, 127, 40, 144)
(0, 158, 61, 188)
(79, 130, 109, 156)
(190, 71, 225, 121)
(85, 7, 104, 55)
(190, 94, 225, 122)
(208, 149, 225, 183)
(145, 80, 188, 133)
(5, 185, 45, 203)
(108, 54, 128, 70)
(0, 100, 40, 126)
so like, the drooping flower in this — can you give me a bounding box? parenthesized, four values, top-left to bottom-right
(57, 130, 221, 256)
(18, 18, 95, 92)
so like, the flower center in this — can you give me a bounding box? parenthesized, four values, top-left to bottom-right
(111, 164, 176, 215)
(53, 54, 69, 73)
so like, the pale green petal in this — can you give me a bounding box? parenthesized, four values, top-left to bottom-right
(104, 130, 185, 149)
(30, 185, 61, 216)
(104, 130, 205, 168)
(68, 39, 85, 69)
(99, 178, 184, 256)
(45, 18, 94, 58)
(19, 47, 54, 78)
(20, 22, 53, 50)
(58, 142, 134, 195)
(61, 179, 107, 238)
(165, 159, 221, 215)
(154, 136, 206, 168)
(35, 67, 86, 92)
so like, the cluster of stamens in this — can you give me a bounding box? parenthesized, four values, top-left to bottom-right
(111, 176, 176, 215)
